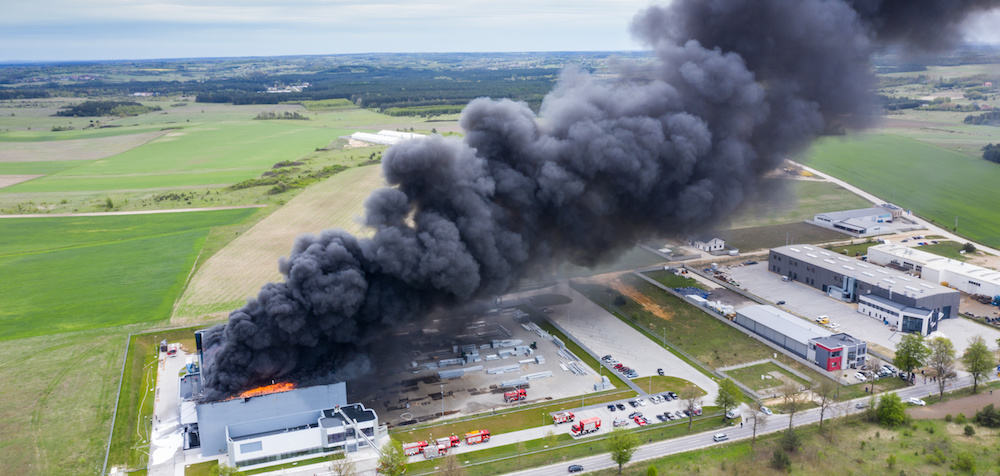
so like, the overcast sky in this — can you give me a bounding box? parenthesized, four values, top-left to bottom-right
(3, 1, 1000, 63)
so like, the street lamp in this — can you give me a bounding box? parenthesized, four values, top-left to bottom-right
(441, 384, 444, 418)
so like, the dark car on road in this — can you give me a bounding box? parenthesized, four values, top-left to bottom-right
(568, 464, 584, 473)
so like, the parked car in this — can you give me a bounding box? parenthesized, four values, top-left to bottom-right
(607, 404, 616, 412)
(628, 400, 638, 408)
(667, 391, 678, 399)
(650, 395, 661, 404)
(613, 418, 629, 427)
(908, 397, 926, 406)
(568, 464, 584, 473)
(662, 393, 673, 402)
(602, 355, 612, 361)
(614, 363, 624, 370)
(616, 403, 626, 411)
(657, 368, 664, 376)
(656, 414, 667, 422)
(628, 411, 641, 419)
(776, 300, 786, 305)
(636, 398, 647, 406)
(664, 412, 676, 420)
(713, 433, 729, 442)
(854, 372, 867, 382)
(760, 406, 772, 415)
(856, 401, 869, 409)
(635, 417, 648, 426)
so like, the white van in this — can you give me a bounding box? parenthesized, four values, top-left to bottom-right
(713, 433, 729, 442)
(725, 409, 741, 420)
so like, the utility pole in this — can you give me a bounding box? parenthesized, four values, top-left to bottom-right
(441, 384, 444, 417)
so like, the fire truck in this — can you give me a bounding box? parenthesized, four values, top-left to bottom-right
(504, 388, 527, 403)
(423, 444, 448, 459)
(465, 429, 491, 445)
(571, 417, 601, 436)
(403, 441, 428, 456)
(437, 435, 461, 448)
(552, 411, 576, 424)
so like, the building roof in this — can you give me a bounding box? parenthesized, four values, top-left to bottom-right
(321, 403, 377, 427)
(694, 235, 721, 243)
(816, 208, 891, 221)
(812, 333, 866, 350)
(859, 293, 933, 316)
(771, 245, 957, 300)
(736, 305, 832, 344)
(869, 243, 1000, 288)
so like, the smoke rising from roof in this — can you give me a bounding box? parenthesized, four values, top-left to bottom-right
(199, 0, 997, 401)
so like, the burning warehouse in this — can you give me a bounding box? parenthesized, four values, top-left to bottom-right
(180, 330, 385, 469)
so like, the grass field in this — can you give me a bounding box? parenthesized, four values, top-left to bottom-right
(3, 122, 348, 192)
(0, 130, 167, 162)
(726, 362, 810, 392)
(714, 222, 847, 254)
(643, 269, 704, 289)
(0, 208, 257, 340)
(805, 134, 1000, 249)
(596, 414, 1000, 476)
(824, 241, 879, 257)
(172, 164, 386, 322)
(724, 178, 874, 229)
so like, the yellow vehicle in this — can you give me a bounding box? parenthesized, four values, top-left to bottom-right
(815, 315, 829, 324)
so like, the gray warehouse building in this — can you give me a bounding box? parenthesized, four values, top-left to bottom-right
(734, 305, 867, 371)
(768, 245, 959, 335)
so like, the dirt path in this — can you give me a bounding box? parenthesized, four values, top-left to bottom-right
(0, 204, 265, 219)
(908, 390, 1000, 419)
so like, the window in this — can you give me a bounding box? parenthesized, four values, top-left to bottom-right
(240, 441, 263, 453)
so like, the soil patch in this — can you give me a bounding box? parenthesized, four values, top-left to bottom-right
(0, 175, 43, 189)
(908, 391, 1000, 419)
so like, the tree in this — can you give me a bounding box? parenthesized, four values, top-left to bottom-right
(376, 439, 408, 476)
(330, 457, 357, 476)
(441, 454, 465, 476)
(868, 356, 882, 395)
(769, 449, 791, 471)
(211, 463, 245, 476)
(876, 392, 907, 426)
(744, 402, 769, 447)
(975, 404, 1000, 428)
(680, 387, 703, 430)
(715, 378, 740, 418)
(814, 379, 839, 431)
(961, 335, 993, 393)
(894, 333, 930, 379)
(608, 427, 639, 474)
(927, 337, 957, 402)
(647, 466, 658, 476)
(779, 380, 804, 429)
(961, 242, 977, 253)
(105, 196, 114, 209)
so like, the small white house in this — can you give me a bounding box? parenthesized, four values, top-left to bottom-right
(692, 235, 725, 253)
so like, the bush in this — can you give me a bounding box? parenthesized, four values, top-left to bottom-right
(647, 466, 658, 476)
(877, 393, 908, 427)
(974, 403, 1000, 427)
(780, 429, 800, 452)
(964, 425, 975, 436)
(887, 454, 897, 468)
(952, 452, 976, 472)
(770, 449, 792, 471)
(945, 414, 953, 422)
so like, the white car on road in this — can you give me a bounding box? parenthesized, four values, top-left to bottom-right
(909, 397, 926, 406)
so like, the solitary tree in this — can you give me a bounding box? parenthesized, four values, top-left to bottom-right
(928, 337, 957, 402)
(330, 458, 357, 476)
(608, 427, 639, 474)
(868, 356, 883, 394)
(376, 439, 408, 476)
(744, 401, 769, 447)
(680, 388, 703, 430)
(814, 379, 839, 431)
(440, 454, 466, 476)
(715, 378, 741, 419)
(961, 335, 993, 394)
(876, 392, 907, 426)
(779, 380, 804, 429)
(895, 333, 931, 380)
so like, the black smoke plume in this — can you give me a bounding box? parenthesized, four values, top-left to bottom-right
(199, 0, 997, 400)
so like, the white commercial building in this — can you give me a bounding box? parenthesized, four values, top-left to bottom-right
(858, 294, 937, 334)
(812, 207, 894, 237)
(866, 243, 1000, 297)
(350, 130, 426, 146)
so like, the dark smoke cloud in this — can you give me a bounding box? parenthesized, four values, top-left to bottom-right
(199, 0, 998, 400)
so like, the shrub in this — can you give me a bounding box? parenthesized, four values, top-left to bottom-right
(964, 425, 975, 436)
(952, 452, 975, 472)
(955, 413, 967, 424)
(887, 454, 897, 468)
(974, 404, 1000, 427)
(770, 450, 792, 471)
(647, 466, 658, 476)
(780, 429, 800, 452)
(945, 414, 953, 422)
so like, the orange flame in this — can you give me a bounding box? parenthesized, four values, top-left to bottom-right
(234, 382, 296, 399)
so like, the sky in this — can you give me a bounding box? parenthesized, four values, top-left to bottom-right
(3, 1, 1000, 63)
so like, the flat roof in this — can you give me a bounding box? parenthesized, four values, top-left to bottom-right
(859, 293, 932, 316)
(869, 243, 1000, 286)
(812, 333, 865, 349)
(816, 208, 891, 221)
(771, 245, 957, 299)
(321, 404, 376, 427)
(736, 305, 832, 344)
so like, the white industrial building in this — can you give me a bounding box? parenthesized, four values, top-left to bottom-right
(812, 206, 895, 237)
(866, 243, 1000, 297)
(734, 305, 868, 371)
(692, 235, 726, 253)
(858, 294, 938, 334)
(350, 130, 426, 146)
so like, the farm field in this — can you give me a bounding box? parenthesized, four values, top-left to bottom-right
(0, 129, 167, 161)
(723, 178, 874, 229)
(172, 164, 387, 322)
(804, 134, 1000, 249)
(3, 121, 348, 192)
(0, 208, 257, 340)
(715, 222, 848, 253)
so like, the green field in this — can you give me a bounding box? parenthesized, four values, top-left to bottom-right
(0, 208, 256, 340)
(4, 122, 348, 192)
(725, 178, 874, 229)
(715, 222, 847, 254)
(805, 134, 1000, 249)
(726, 362, 810, 392)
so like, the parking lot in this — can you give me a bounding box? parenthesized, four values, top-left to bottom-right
(725, 261, 1000, 357)
(523, 281, 719, 403)
(545, 392, 710, 438)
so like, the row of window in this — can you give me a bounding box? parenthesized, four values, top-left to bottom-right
(237, 445, 337, 467)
